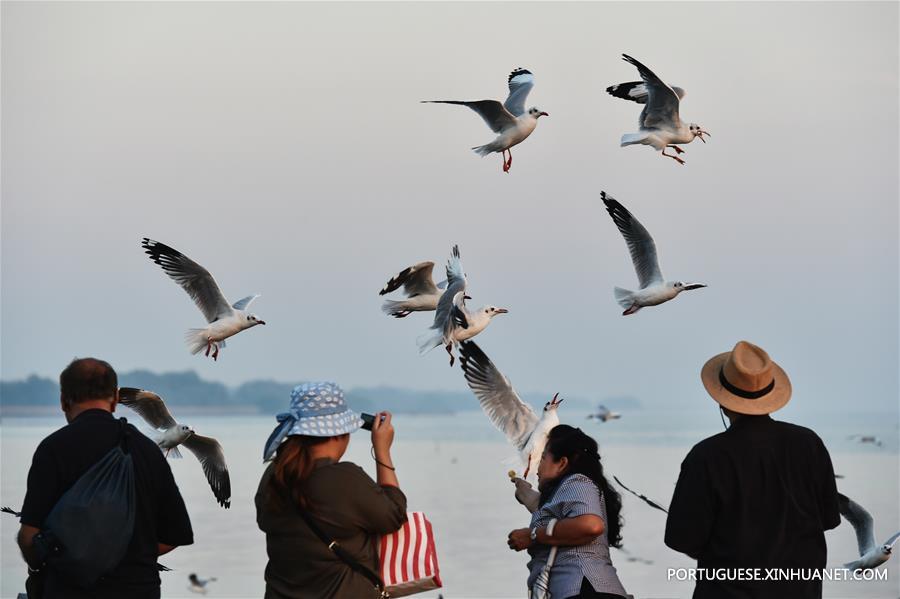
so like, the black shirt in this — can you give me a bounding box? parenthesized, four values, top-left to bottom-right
(20, 409, 194, 599)
(664, 415, 841, 599)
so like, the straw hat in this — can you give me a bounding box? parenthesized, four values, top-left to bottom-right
(700, 341, 791, 415)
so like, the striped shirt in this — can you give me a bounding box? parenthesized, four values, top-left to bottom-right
(527, 473, 627, 599)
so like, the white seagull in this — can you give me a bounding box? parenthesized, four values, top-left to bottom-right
(607, 54, 709, 165)
(417, 245, 508, 366)
(188, 573, 217, 595)
(119, 387, 231, 508)
(459, 340, 563, 480)
(848, 434, 883, 447)
(587, 404, 622, 422)
(423, 68, 548, 173)
(142, 238, 265, 360)
(838, 492, 900, 570)
(379, 261, 451, 318)
(602, 192, 706, 315)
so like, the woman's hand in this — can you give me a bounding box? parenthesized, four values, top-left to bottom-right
(371, 411, 394, 457)
(507, 528, 532, 551)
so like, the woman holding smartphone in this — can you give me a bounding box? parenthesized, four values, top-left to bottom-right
(255, 382, 406, 599)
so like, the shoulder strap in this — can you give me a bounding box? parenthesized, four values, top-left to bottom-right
(296, 508, 388, 597)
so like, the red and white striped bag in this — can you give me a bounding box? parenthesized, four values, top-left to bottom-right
(378, 512, 442, 597)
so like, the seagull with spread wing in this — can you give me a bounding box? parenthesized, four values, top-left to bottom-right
(417, 245, 508, 366)
(119, 388, 231, 508)
(607, 54, 709, 165)
(142, 238, 265, 360)
(838, 492, 900, 570)
(459, 340, 563, 480)
(587, 404, 622, 422)
(423, 68, 548, 173)
(602, 192, 706, 315)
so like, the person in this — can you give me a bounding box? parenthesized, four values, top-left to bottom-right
(255, 381, 407, 599)
(507, 425, 628, 599)
(16, 358, 194, 599)
(665, 340, 841, 599)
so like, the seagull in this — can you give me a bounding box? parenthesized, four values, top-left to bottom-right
(188, 573, 217, 595)
(587, 404, 622, 422)
(613, 475, 668, 514)
(607, 54, 709, 165)
(838, 492, 900, 570)
(848, 434, 883, 447)
(459, 340, 563, 480)
(142, 238, 265, 360)
(423, 68, 548, 173)
(379, 261, 450, 318)
(417, 246, 508, 366)
(602, 192, 706, 315)
(119, 388, 231, 508)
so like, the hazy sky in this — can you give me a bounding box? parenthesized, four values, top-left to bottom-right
(2, 2, 898, 416)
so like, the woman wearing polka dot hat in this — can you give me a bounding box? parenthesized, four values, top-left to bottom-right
(255, 382, 407, 599)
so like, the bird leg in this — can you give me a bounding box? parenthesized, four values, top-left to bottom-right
(446, 342, 455, 367)
(205, 339, 212, 357)
(661, 148, 685, 165)
(667, 145, 686, 155)
(503, 149, 513, 173)
(523, 459, 531, 480)
(212, 343, 220, 361)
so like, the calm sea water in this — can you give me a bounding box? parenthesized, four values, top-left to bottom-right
(2, 410, 898, 598)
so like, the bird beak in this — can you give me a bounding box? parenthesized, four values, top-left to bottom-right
(684, 283, 707, 291)
(698, 130, 710, 142)
(495, 308, 509, 314)
(258, 320, 267, 325)
(464, 295, 472, 300)
(539, 111, 549, 117)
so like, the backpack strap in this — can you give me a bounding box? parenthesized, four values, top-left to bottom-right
(296, 508, 388, 598)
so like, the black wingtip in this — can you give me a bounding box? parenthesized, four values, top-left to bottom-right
(508, 68, 533, 82)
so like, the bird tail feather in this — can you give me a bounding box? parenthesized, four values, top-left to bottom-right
(185, 328, 209, 355)
(417, 329, 443, 355)
(472, 143, 497, 157)
(620, 133, 649, 147)
(381, 299, 410, 318)
(614, 287, 634, 309)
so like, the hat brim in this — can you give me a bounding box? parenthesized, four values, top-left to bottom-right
(701, 352, 792, 415)
(287, 409, 364, 438)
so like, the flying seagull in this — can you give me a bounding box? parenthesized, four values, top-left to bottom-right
(602, 192, 706, 315)
(613, 475, 669, 514)
(423, 68, 548, 173)
(459, 340, 563, 480)
(188, 573, 218, 595)
(587, 404, 622, 422)
(848, 434, 883, 447)
(119, 388, 231, 508)
(838, 492, 900, 570)
(379, 261, 449, 318)
(607, 54, 709, 165)
(417, 245, 508, 366)
(142, 238, 265, 360)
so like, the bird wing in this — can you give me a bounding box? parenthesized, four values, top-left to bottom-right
(118, 388, 177, 429)
(606, 81, 685, 104)
(838, 492, 876, 556)
(142, 238, 233, 323)
(503, 68, 535, 117)
(883, 531, 900, 548)
(379, 261, 439, 297)
(231, 294, 260, 311)
(182, 434, 231, 508)
(458, 341, 539, 453)
(450, 293, 469, 330)
(429, 245, 467, 335)
(613, 476, 669, 514)
(620, 55, 682, 130)
(601, 192, 663, 288)
(423, 100, 517, 133)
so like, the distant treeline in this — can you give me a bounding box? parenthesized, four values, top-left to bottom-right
(0, 371, 642, 415)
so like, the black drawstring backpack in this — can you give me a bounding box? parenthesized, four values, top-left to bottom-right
(32, 418, 136, 588)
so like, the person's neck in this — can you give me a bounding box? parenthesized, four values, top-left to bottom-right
(65, 399, 114, 423)
(306, 439, 345, 463)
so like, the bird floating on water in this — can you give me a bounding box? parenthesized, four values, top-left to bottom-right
(423, 68, 548, 173)
(459, 340, 562, 480)
(607, 54, 709, 165)
(142, 238, 265, 360)
(120, 388, 231, 508)
(601, 192, 706, 315)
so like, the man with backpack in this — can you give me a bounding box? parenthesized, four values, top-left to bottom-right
(16, 358, 194, 598)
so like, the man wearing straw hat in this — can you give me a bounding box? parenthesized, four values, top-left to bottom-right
(664, 341, 841, 599)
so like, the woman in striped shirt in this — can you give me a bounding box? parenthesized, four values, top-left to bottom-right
(507, 425, 628, 599)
